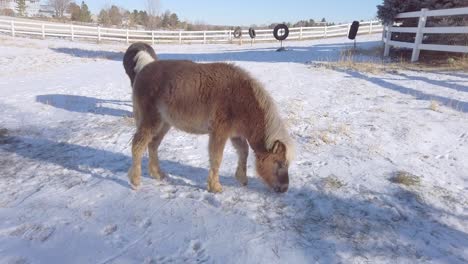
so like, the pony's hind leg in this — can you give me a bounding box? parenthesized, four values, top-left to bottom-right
(128, 125, 153, 189)
(231, 137, 249, 186)
(148, 123, 171, 180)
(207, 132, 229, 193)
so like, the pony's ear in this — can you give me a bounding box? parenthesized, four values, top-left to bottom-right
(271, 140, 286, 154)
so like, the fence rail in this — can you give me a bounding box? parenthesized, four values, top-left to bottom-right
(382, 7, 468, 62)
(0, 17, 383, 45)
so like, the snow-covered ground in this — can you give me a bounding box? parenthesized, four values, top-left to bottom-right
(0, 34, 467, 264)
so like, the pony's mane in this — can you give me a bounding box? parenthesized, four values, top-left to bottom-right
(251, 79, 296, 162)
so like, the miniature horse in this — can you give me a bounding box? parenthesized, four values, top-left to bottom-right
(123, 43, 294, 193)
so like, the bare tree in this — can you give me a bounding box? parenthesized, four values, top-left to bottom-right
(145, 0, 160, 17)
(145, 0, 160, 29)
(48, 0, 71, 18)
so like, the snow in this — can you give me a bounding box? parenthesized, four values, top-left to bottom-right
(0, 34, 467, 263)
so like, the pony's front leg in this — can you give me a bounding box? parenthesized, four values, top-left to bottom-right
(207, 132, 228, 193)
(231, 137, 249, 186)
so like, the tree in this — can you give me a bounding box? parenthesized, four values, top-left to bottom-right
(98, 9, 111, 26)
(108, 5, 122, 26)
(377, 0, 468, 23)
(68, 2, 80, 21)
(377, 0, 468, 46)
(48, 0, 71, 18)
(15, 0, 27, 17)
(138, 10, 149, 26)
(128, 9, 139, 26)
(169, 13, 179, 28)
(146, 0, 160, 29)
(161, 10, 170, 28)
(79, 1, 92, 22)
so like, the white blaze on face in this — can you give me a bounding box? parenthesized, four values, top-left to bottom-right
(134, 51, 155, 74)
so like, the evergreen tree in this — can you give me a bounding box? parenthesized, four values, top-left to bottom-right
(161, 10, 171, 28)
(377, 0, 468, 46)
(15, 0, 27, 17)
(98, 9, 111, 26)
(139, 11, 149, 26)
(108, 5, 122, 25)
(169, 13, 179, 28)
(79, 1, 92, 22)
(377, 0, 468, 23)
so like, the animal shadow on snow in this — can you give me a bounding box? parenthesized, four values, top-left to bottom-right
(36, 94, 132, 117)
(2, 135, 468, 262)
(334, 68, 468, 113)
(1, 135, 265, 191)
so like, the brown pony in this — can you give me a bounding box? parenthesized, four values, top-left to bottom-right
(123, 43, 295, 193)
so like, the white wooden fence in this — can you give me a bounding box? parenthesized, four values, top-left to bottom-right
(383, 7, 468, 62)
(0, 17, 382, 45)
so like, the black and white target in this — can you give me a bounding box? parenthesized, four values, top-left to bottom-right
(273, 24, 289, 41)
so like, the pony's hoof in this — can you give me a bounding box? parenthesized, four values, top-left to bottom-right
(128, 168, 141, 190)
(130, 182, 140, 190)
(235, 170, 248, 186)
(149, 167, 167, 180)
(207, 181, 223, 193)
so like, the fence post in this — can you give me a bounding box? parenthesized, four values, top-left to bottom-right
(347, 23, 351, 37)
(11, 21, 15, 37)
(381, 24, 386, 42)
(299, 27, 303, 40)
(411, 8, 428, 62)
(179, 30, 182, 44)
(324, 26, 327, 38)
(384, 24, 392, 57)
(126, 29, 130, 44)
(203, 31, 206, 44)
(152, 31, 155, 45)
(41, 23, 45, 39)
(71, 25, 74, 41)
(97, 26, 101, 43)
(369, 21, 373, 34)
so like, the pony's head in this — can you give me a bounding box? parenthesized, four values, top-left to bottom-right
(123, 42, 157, 86)
(255, 140, 294, 193)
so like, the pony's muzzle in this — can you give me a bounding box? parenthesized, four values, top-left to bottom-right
(274, 184, 289, 193)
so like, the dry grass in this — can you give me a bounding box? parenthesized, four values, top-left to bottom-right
(322, 175, 346, 190)
(320, 47, 386, 74)
(390, 171, 421, 187)
(314, 44, 468, 74)
(319, 131, 334, 144)
(429, 100, 441, 112)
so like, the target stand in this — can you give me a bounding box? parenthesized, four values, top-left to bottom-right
(273, 24, 289, 52)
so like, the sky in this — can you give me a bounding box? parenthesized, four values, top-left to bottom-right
(78, 0, 382, 26)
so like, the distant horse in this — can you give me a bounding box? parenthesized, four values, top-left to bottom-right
(123, 43, 295, 193)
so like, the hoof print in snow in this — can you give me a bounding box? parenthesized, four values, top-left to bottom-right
(102, 224, 118, 236)
(188, 240, 209, 263)
(203, 194, 221, 208)
(83, 210, 93, 218)
(10, 224, 55, 242)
